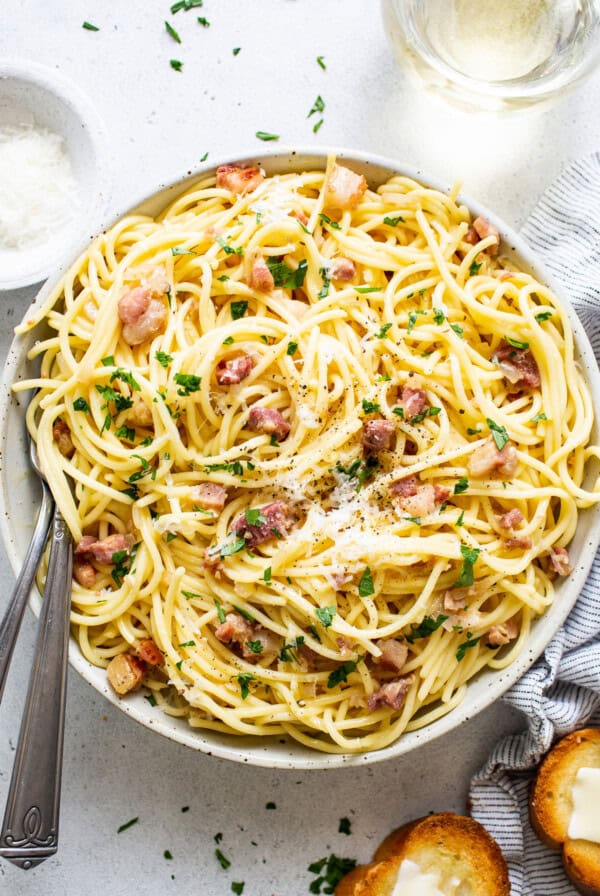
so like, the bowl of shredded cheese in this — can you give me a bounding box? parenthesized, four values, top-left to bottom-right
(0, 59, 110, 290)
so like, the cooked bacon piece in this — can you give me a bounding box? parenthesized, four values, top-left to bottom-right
(368, 675, 414, 711)
(550, 546, 572, 576)
(137, 639, 163, 666)
(290, 210, 309, 226)
(433, 485, 451, 504)
(496, 341, 541, 389)
(73, 559, 96, 589)
(248, 256, 275, 291)
(504, 535, 533, 549)
(215, 612, 254, 644)
(486, 617, 519, 648)
(396, 386, 429, 420)
(203, 547, 221, 573)
(472, 216, 500, 255)
(191, 482, 227, 512)
(248, 406, 290, 441)
(329, 257, 356, 281)
(464, 227, 479, 245)
(53, 420, 75, 458)
(124, 395, 154, 428)
(324, 163, 367, 211)
(389, 476, 418, 499)
(330, 569, 353, 590)
(118, 285, 168, 346)
(232, 501, 296, 548)
(216, 354, 254, 385)
(75, 532, 135, 565)
(107, 653, 145, 695)
(216, 164, 264, 195)
(443, 589, 469, 613)
(498, 508, 524, 530)
(468, 437, 518, 478)
(372, 640, 408, 672)
(362, 419, 395, 453)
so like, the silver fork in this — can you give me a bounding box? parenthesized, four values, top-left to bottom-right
(0, 438, 73, 869)
(0, 439, 53, 703)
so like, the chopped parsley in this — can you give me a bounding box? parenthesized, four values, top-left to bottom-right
(218, 537, 246, 558)
(318, 267, 330, 299)
(246, 640, 263, 655)
(144, 694, 157, 707)
(237, 672, 255, 700)
(355, 286, 381, 294)
(262, 567, 272, 584)
(171, 246, 196, 256)
(450, 322, 464, 338)
(181, 590, 200, 600)
(287, 341, 298, 356)
(361, 399, 380, 414)
(487, 418, 509, 451)
(454, 477, 469, 494)
(101, 355, 114, 367)
(308, 856, 357, 895)
(205, 461, 244, 475)
(505, 336, 529, 350)
(433, 308, 446, 325)
(214, 598, 226, 623)
(163, 850, 173, 860)
(315, 606, 336, 627)
(406, 614, 448, 642)
(531, 412, 548, 423)
(110, 368, 141, 392)
(73, 397, 89, 413)
(170, 59, 183, 71)
(313, 118, 324, 134)
(232, 47, 241, 55)
(255, 131, 279, 141)
(339, 817, 352, 835)
(215, 848, 231, 869)
(233, 605, 256, 622)
(318, 212, 341, 230)
(266, 258, 307, 288)
(178, 640, 196, 648)
(279, 636, 305, 662)
(216, 236, 243, 256)
(469, 257, 482, 276)
(535, 311, 553, 322)
(383, 215, 405, 226)
(456, 634, 481, 661)
(171, 0, 204, 10)
(165, 20, 181, 42)
(456, 510, 465, 527)
(404, 515, 421, 525)
(117, 817, 139, 833)
(358, 567, 374, 598)
(466, 427, 480, 436)
(114, 425, 135, 442)
(308, 95, 325, 117)
(245, 507, 266, 526)
(374, 322, 393, 339)
(327, 660, 358, 689)
(316, 55, 326, 69)
(265, 802, 276, 810)
(222, 336, 235, 345)
(155, 350, 173, 368)
(82, 21, 99, 31)
(231, 884, 245, 895)
(230, 300, 248, 320)
(174, 372, 201, 395)
(197, 16, 210, 26)
(453, 545, 481, 589)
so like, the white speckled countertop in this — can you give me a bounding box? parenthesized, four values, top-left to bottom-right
(1, 2, 599, 893)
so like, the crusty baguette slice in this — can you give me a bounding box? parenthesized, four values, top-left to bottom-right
(335, 813, 510, 896)
(529, 728, 600, 850)
(564, 839, 600, 896)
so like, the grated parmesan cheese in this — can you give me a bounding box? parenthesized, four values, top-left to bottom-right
(0, 123, 79, 249)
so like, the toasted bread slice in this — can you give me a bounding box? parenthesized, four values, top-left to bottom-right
(564, 839, 600, 896)
(530, 728, 600, 850)
(335, 813, 510, 896)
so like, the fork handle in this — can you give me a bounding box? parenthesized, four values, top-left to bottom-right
(0, 508, 73, 869)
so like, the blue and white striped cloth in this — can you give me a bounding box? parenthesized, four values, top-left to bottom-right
(470, 154, 600, 895)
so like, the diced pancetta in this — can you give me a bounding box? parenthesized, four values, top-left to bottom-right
(107, 653, 145, 695)
(396, 386, 429, 420)
(329, 257, 356, 281)
(232, 501, 297, 547)
(443, 588, 473, 613)
(124, 395, 154, 428)
(191, 482, 227, 512)
(372, 640, 408, 672)
(73, 559, 96, 589)
(118, 285, 168, 346)
(215, 612, 281, 663)
(498, 508, 524, 530)
(362, 419, 395, 452)
(368, 675, 414, 711)
(137, 639, 163, 665)
(433, 485, 451, 504)
(324, 163, 367, 211)
(486, 617, 519, 648)
(216, 164, 264, 195)
(496, 341, 541, 389)
(472, 216, 500, 255)
(53, 420, 75, 457)
(248, 256, 275, 291)
(504, 535, 532, 549)
(75, 532, 135, 565)
(550, 546, 572, 576)
(216, 354, 254, 385)
(215, 612, 254, 644)
(468, 438, 518, 478)
(248, 406, 291, 441)
(393, 481, 448, 518)
(389, 476, 418, 499)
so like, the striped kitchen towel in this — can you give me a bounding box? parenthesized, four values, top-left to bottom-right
(469, 153, 600, 895)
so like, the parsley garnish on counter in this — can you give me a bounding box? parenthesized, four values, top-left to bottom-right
(169, 59, 183, 71)
(215, 848, 231, 869)
(308, 95, 325, 117)
(339, 817, 352, 835)
(256, 131, 279, 141)
(117, 817, 139, 833)
(308, 854, 357, 894)
(82, 21, 99, 31)
(316, 55, 326, 69)
(165, 20, 181, 43)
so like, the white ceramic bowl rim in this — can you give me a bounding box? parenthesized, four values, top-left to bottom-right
(0, 58, 112, 290)
(1, 145, 599, 769)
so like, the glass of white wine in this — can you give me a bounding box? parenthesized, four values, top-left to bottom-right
(381, 0, 600, 109)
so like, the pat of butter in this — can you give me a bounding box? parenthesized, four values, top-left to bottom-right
(392, 859, 447, 896)
(568, 767, 600, 843)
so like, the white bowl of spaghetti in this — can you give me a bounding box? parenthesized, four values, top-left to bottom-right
(2, 148, 600, 769)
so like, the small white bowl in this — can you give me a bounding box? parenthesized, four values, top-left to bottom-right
(0, 60, 111, 290)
